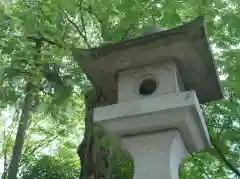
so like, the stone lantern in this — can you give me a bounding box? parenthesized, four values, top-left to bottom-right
(73, 16, 223, 179)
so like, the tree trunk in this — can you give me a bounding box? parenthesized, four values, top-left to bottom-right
(7, 37, 43, 179)
(77, 88, 112, 179)
(7, 84, 33, 179)
(2, 123, 8, 179)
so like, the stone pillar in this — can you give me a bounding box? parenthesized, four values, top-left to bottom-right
(94, 90, 210, 179)
(121, 130, 188, 179)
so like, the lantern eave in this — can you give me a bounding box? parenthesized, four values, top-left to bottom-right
(73, 15, 223, 105)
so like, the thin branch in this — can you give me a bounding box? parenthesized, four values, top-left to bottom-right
(2, 126, 8, 179)
(4, 113, 20, 152)
(26, 35, 64, 49)
(120, 24, 136, 41)
(87, 9, 136, 42)
(2, 34, 64, 49)
(33, 129, 65, 153)
(61, 8, 90, 48)
(21, 129, 65, 164)
(23, 124, 63, 155)
(211, 137, 240, 177)
(61, 23, 71, 42)
(85, 6, 104, 39)
(136, 0, 156, 24)
(148, 0, 159, 7)
(39, 86, 55, 96)
(79, 0, 87, 42)
(24, 120, 46, 146)
(207, 123, 239, 141)
(192, 156, 211, 179)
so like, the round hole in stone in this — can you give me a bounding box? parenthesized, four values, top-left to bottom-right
(139, 78, 157, 96)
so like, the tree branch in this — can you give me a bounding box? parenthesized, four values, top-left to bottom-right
(7, 83, 34, 179)
(79, 0, 87, 42)
(211, 137, 240, 177)
(21, 129, 65, 164)
(192, 156, 212, 179)
(61, 8, 90, 48)
(26, 35, 63, 49)
(120, 24, 137, 41)
(136, 0, 156, 24)
(84, 5, 104, 40)
(2, 126, 8, 179)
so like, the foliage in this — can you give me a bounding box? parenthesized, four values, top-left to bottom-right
(19, 154, 79, 179)
(111, 151, 133, 179)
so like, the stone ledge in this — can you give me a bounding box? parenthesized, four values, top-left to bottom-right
(93, 91, 210, 153)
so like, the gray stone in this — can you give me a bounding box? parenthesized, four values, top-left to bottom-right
(121, 130, 188, 179)
(140, 24, 164, 36)
(94, 90, 210, 153)
(73, 16, 223, 105)
(73, 15, 223, 179)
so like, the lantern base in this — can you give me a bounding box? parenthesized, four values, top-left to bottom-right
(121, 130, 189, 179)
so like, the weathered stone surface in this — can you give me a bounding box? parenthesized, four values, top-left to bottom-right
(73, 16, 223, 104)
(94, 91, 210, 153)
(121, 130, 188, 179)
(117, 60, 184, 102)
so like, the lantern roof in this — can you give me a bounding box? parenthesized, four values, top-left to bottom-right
(73, 16, 223, 104)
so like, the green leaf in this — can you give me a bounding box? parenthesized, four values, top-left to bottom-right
(36, 102, 49, 114)
(0, 66, 5, 83)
